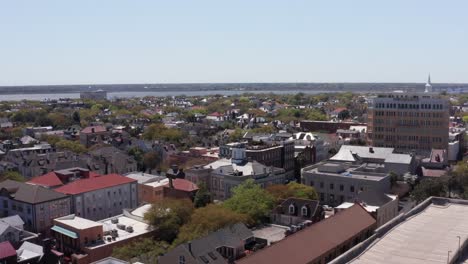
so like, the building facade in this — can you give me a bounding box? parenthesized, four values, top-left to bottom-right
(54, 174, 138, 221)
(367, 90, 449, 153)
(302, 162, 391, 206)
(0, 180, 71, 234)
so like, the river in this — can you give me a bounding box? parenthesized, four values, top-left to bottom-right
(0, 90, 337, 101)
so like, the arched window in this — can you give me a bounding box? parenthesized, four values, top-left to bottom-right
(289, 204, 295, 214)
(301, 206, 308, 217)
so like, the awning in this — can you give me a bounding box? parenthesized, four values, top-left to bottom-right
(51, 225, 78, 239)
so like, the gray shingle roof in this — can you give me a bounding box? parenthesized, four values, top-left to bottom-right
(0, 180, 68, 204)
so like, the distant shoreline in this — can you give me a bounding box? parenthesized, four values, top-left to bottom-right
(1, 82, 467, 95)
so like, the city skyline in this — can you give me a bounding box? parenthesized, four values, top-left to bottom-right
(1, 0, 468, 86)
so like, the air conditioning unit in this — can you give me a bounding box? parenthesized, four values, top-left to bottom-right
(111, 218, 119, 224)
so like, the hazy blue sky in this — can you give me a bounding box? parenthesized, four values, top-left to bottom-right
(1, 0, 467, 85)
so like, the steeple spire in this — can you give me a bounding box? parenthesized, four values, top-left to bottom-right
(424, 74, 432, 93)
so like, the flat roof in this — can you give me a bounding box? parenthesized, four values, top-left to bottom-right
(55, 215, 102, 230)
(349, 202, 468, 264)
(89, 215, 151, 249)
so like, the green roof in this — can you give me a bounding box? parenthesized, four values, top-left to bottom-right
(51, 225, 78, 239)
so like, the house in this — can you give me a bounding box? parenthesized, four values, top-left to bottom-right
(202, 155, 287, 201)
(271, 198, 324, 226)
(420, 149, 450, 179)
(79, 126, 110, 148)
(84, 146, 137, 175)
(52, 212, 153, 264)
(237, 204, 376, 264)
(206, 112, 225, 122)
(0, 215, 38, 247)
(0, 241, 16, 264)
(4, 148, 83, 179)
(335, 189, 399, 227)
(0, 180, 71, 234)
(54, 174, 138, 221)
(159, 223, 254, 264)
(139, 178, 198, 203)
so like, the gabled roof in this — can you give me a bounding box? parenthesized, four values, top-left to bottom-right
(172, 179, 199, 192)
(0, 215, 24, 227)
(237, 204, 376, 264)
(0, 180, 68, 204)
(54, 174, 136, 195)
(273, 198, 320, 217)
(355, 190, 394, 207)
(28, 172, 64, 188)
(81, 125, 107, 134)
(161, 223, 252, 264)
(0, 241, 16, 259)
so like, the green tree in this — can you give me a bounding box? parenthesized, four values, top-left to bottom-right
(55, 140, 87, 153)
(0, 171, 25, 182)
(143, 151, 162, 173)
(223, 179, 274, 224)
(174, 204, 248, 245)
(72, 111, 81, 123)
(193, 182, 211, 208)
(286, 182, 318, 200)
(411, 179, 446, 203)
(266, 182, 318, 202)
(144, 199, 194, 242)
(112, 238, 168, 262)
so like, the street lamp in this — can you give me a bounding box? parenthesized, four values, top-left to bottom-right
(447, 250, 452, 264)
(457, 236, 461, 260)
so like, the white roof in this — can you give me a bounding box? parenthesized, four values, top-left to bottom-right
(17, 242, 43, 262)
(92, 215, 151, 249)
(130, 204, 152, 218)
(55, 215, 102, 229)
(331, 145, 412, 164)
(350, 203, 468, 264)
(144, 178, 170, 188)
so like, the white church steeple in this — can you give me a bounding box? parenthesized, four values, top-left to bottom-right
(424, 74, 432, 93)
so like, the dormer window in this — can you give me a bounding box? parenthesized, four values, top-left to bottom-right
(301, 206, 308, 217)
(289, 204, 295, 214)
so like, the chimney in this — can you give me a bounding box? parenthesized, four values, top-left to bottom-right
(188, 241, 193, 255)
(369, 147, 374, 153)
(169, 177, 174, 189)
(91, 127, 95, 133)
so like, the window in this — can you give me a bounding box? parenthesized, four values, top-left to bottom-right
(330, 183, 334, 190)
(350, 186, 355, 192)
(310, 181, 314, 187)
(179, 256, 185, 264)
(301, 206, 308, 217)
(320, 182, 324, 188)
(289, 204, 295, 214)
(339, 185, 344, 191)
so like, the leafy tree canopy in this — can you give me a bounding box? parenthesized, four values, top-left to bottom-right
(174, 204, 248, 245)
(144, 199, 194, 242)
(223, 179, 275, 224)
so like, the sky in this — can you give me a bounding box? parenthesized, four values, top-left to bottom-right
(1, 0, 468, 86)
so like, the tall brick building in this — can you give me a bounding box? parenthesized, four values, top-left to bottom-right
(367, 87, 449, 153)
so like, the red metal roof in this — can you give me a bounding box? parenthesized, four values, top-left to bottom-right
(54, 174, 136, 195)
(172, 179, 198, 192)
(237, 204, 376, 264)
(81, 125, 107, 134)
(28, 172, 64, 187)
(0, 241, 16, 259)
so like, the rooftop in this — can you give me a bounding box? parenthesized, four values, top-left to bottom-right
(238, 204, 376, 264)
(55, 215, 102, 230)
(343, 198, 468, 264)
(330, 145, 413, 165)
(54, 174, 136, 195)
(124, 172, 166, 184)
(0, 180, 68, 204)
